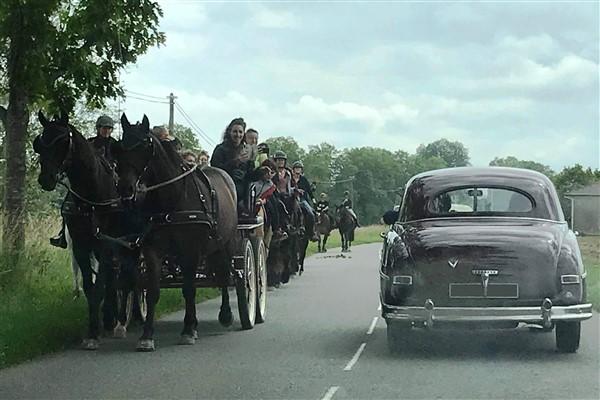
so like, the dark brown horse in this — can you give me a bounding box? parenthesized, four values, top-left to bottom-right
(315, 210, 333, 252)
(34, 112, 134, 349)
(114, 114, 238, 351)
(336, 205, 356, 252)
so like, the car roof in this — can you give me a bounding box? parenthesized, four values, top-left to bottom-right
(402, 167, 564, 221)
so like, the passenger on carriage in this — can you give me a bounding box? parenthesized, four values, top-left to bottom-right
(181, 149, 197, 166)
(249, 159, 287, 240)
(50, 115, 117, 248)
(341, 190, 360, 227)
(152, 125, 182, 154)
(197, 150, 210, 168)
(291, 160, 319, 242)
(210, 118, 255, 216)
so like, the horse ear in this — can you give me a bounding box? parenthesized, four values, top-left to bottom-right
(141, 115, 150, 134)
(38, 111, 49, 127)
(121, 113, 131, 130)
(59, 112, 69, 125)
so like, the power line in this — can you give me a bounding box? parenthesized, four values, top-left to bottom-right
(174, 102, 214, 145)
(124, 89, 166, 100)
(313, 177, 355, 185)
(174, 102, 216, 147)
(126, 94, 169, 104)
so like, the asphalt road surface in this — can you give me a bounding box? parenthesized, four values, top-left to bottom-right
(0, 243, 598, 399)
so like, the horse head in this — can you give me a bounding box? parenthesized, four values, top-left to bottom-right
(114, 113, 151, 200)
(34, 111, 72, 191)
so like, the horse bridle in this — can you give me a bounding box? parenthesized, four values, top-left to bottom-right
(120, 134, 198, 202)
(35, 125, 122, 207)
(33, 125, 74, 176)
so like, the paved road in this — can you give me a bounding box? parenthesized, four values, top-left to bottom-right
(0, 243, 598, 399)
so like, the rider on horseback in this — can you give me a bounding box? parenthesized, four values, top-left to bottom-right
(341, 190, 360, 227)
(316, 192, 334, 225)
(291, 160, 318, 242)
(271, 150, 292, 195)
(50, 114, 117, 248)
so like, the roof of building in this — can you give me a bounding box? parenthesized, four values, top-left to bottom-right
(567, 182, 600, 196)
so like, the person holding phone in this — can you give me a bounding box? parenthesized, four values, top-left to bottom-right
(211, 117, 254, 215)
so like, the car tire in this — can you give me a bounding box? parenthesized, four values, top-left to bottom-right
(555, 321, 580, 353)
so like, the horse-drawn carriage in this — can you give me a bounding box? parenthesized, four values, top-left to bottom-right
(140, 215, 267, 330)
(34, 112, 269, 351)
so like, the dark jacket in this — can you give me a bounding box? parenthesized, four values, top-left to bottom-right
(88, 136, 118, 165)
(211, 142, 253, 179)
(292, 175, 314, 204)
(341, 197, 353, 208)
(316, 200, 329, 212)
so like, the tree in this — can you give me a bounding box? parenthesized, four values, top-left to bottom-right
(553, 164, 600, 195)
(489, 156, 554, 177)
(552, 164, 600, 225)
(303, 142, 340, 188)
(264, 137, 306, 166)
(170, 123, 201, 152)
(0, 0, 165, 252)
(416, 138, 470, 167)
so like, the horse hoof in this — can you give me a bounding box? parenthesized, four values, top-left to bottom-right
(136, 339, 155, 352)
(82, 338, 99, 351)
(113, 324, 127, 339)
(218, 309, 233, 327)
(179, 334, 196, 345)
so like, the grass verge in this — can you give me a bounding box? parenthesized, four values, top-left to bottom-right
(0, 216, 218, 369)
(579, 236, 600, 311)
(305, 224, 385, 258)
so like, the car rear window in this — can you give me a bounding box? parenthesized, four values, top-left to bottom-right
(428, 187, 534, 216)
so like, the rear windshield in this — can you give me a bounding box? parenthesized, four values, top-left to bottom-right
(428, 187, 534, 216)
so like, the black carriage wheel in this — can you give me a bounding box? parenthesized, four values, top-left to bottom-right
(236, 238, 257, 330)
(251, 237, 267, 324)
(555, 321, 581, 353)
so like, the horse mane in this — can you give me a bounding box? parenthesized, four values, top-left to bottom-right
(67, 124, 101, 172)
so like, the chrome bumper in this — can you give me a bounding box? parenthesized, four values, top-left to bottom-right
(382, 298, 593, 328)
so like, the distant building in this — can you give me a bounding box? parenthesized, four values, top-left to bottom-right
(566, 182, 600, 235)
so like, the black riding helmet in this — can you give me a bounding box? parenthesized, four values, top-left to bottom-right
(273, 150, 287, 160)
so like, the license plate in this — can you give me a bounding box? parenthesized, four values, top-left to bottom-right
(449, 283, 519, 299)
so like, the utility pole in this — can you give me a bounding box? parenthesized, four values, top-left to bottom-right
(168, 92, 176, 133)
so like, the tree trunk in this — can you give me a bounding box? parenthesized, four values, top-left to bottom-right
(2, 13, 29, 255)
(2, 87, 28, 254)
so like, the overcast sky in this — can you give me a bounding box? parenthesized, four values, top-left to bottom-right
(113, 0, 599, 171)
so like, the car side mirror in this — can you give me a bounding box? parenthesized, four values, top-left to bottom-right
(382, 210, 399, 225)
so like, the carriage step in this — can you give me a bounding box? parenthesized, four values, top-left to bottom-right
(237, 216, 264, 230)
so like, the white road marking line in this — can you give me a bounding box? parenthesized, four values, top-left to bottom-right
(377, 303, 382, 311)
(343, 343, 367, 371)
(321, 386, 340, 400)
(367, 317, 378, 335)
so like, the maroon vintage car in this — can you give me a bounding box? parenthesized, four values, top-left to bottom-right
(380, 167, 592, 353)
